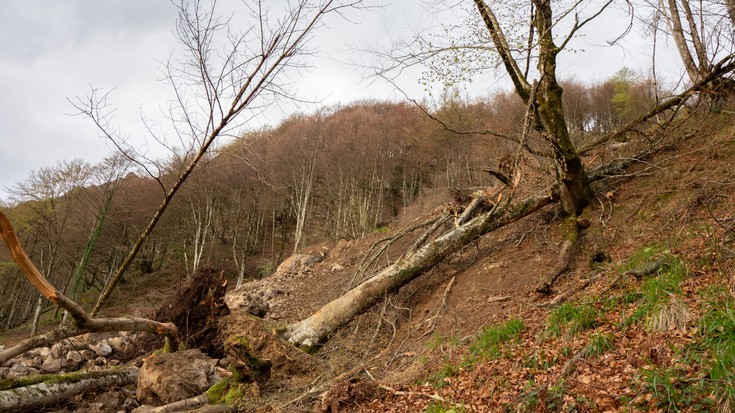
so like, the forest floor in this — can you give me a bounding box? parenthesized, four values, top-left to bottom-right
(2, 112, 735, 413)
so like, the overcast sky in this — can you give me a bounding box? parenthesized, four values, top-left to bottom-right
(0, 0, 682, 201)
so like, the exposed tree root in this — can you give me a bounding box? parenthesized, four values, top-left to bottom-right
(0, 367, 138, 413)
(536, 216, 580, 295)
(0, 211, 179, 364)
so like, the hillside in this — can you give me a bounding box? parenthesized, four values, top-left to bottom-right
(1, 100, 734, 413)
(199, 112, 734, 411)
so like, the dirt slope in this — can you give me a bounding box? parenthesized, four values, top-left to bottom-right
(221, 113, 735, 412)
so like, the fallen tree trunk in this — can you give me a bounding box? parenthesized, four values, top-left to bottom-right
(0, 210, 179, 364)
(0, 367, 138, 413)
(283, 190, 556, 349)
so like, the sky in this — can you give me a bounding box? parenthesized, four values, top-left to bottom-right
(0, 0, 683, 201)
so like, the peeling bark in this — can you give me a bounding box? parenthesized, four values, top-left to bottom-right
(0, 367, 138, 413)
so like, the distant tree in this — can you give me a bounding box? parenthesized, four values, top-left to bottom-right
(654, 0, 735, 97)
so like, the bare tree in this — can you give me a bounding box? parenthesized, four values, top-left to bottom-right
(71, 0, 367, 316)
(653, 0, 735, 94)
(0, 0, 366, 373)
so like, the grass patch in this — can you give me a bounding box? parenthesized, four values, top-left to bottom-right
(468, 319, 524, 359)
(639, 289, 735, 411)
(617, 251, 688, 330)
(585, 332, 615, 358)
(423, 400, 466, 413)
(545, 302, 598, 338)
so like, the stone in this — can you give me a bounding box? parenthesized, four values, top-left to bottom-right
(137, 349, 219, 405)
(65, 350, 83, 369)
(37, 346, 51, 358)
(0, 367, 9, 379)
(330, 263, 345, 272)
(91, 391, 123, 412)
(225, 292, 269, 317)
(50, 342, 65, 359)
(107, 336, 130, 354)
(275, 253, 321, 274)
(92, 341, 113, 357)
(41, 355, 62, 373)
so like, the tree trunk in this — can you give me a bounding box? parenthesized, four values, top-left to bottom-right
(0, 367, 138, 413)
(29, 296, 43, 337)
(283, 190, 556, 349)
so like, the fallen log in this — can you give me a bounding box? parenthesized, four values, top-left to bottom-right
(0, 367, 138, 413)
(283, 190, 556, 349)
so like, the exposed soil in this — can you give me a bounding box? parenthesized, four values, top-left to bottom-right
(219, 112, 735, 411)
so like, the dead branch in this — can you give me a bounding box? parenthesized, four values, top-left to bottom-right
(419, 277, 456, 338)
(0, 367, 138, 413)
(543, 271, 606, 307)
(346, 214, 447, 291)
(378, 385, 447, 403)
(0, 210, 179, 364)
(284, 188, 558, 349)
(132, 393, 209, 413)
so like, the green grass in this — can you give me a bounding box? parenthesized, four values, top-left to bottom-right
(585, 332, 615, 357)
(428, 319, 524, 388)
(468, 318, 524, 359)
(423, 400, 466, 413)
(545, 302, 598, 338)
(617, 251, 688, 330)
(639, 287, 735, 411)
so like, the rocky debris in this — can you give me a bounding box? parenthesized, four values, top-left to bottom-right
(92, 341, 113, 357)
(136, 349, 220, 406)
(41, 354, 62, 373)
(65, 350, 84, 369)
(225, 291, 270, 317)
(275, 252, 325, 274)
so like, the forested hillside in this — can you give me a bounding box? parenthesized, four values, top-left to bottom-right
(1, 0, 734, 412)
(0, 72, 656, 332)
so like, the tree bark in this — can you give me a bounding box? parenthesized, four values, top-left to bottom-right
(283, 190, 556, 349)
(0, 367, 138, 413)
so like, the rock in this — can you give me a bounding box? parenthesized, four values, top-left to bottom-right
(65, 350, 83, 369)
(41, 355, 62, 373)
(275, 253, 321, 274)
(90, 391, 124, 412)
(7, 363, 35, 378)
(23, 356, 42, 369)
(330, 263, 345, 272)
(37, 347, 50, 358)
(137, 349, 219, 405)
(92, 341, 113, 357)
(107, 336, 130, 354)
(0, 367, 9, 379)
(122, 397, 138, 412)
(50, 342, 65, 359)
(225, 292, 269, 317)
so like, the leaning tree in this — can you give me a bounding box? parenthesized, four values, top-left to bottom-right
(283, 0, 735, 348)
